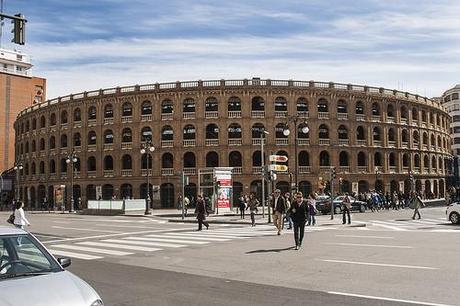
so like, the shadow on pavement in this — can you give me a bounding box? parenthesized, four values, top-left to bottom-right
(246, 246, 295, 254)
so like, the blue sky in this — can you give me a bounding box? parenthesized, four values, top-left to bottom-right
(1, 0, 459, 98)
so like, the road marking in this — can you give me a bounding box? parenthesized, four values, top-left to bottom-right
(323, 242, 413, 249)
(370, 221, 408, 231)
(51, 226, 123, 233)
(318, 259, 438, 270)
(77, 241, 162, 252)
(107, 238, 186, 248)
(51, 244, 133, 256)
(335, 235, 394, 239)
(328, 291, 453, 306)
(175, 232, 248, 239)
(48, 249, 103, 260)
(162, 233, 230, 241)
(136, 235, 209, 244)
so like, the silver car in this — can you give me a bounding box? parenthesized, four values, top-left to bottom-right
(0, 226, 103, 306)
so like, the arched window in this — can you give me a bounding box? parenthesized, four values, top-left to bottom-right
(374, 152, 382, 166)
(141, 154, 152, 169)
(414, 154, 420, 168)
(49, 159, 56, 173)
(296, 97, 308, 113)
(39, 161, 45, 174)
(206, 124, 219, 139)
(24, 141, 29, 153)
(60, 134, 68, 148)
(318, 124, 329, 139)
(50, 113, 57, 126)
(121, 184, 133, 199)
(161, 99, 173, 114)
(229, 151, 242, 167)
(319, 151, 330, 166)
(339, 151, 349, 166)
(141, 101, 152, 115)
(61, 110, 68, 124)
(388, 128, 395, 142)
(389, 153, 396, 167)
(413, 131, 419, 146)
(338, 125, 348, 139)
(422, 110, 427, 122)
(122, 128, 132, 143)
(251, 96, 265, 111)
(400, 106, 408, 120)
(252, 151, 264, 166)
(402, 154, 409, 167)
(73, 108, 81, 122)
(274, 96, 287, 112)
(228, 96, 241, 112)
(183, 98, 195, 113)
(88, 131, 97, 145)
(32, 118, 37, 130)
(275, 123, 288, 138)
(356, 126, 365, 140)
(40, 115, 46, 128)
(297, 124, 309, 139)
(104, 129, 114, 144)
(39, 138, 45, 151)
(122, 102, 133, 117)
(402, 129, 408, 143)
(318, 98, 328, 112)
(228, 123, 242, 139)
(183, 152, 196, 168)
(102, 184, 114, 200)
(423, 155, 429, 169)
(355, 101, 364, 114)
(25, 121, 29, 132)
(252, 123, 265, 138)
(205, 97, 218, 112)
(430, 134, 435, 148)
(183, 125, 196, 140)
(141, 126, 152, 142)
(162, 153, 174, 168)
(431, 156, 436, 170)
(372, 102, 380, 116)
(298, 151, 310, 166)
(206, 151, 219, 167)
(357, 152, 366, 166)
(104, 104, 113, 118)
(161, 126, 173, 141)
(49, 136, 55, 149)
(337, 100, 347, 113)
(88, 106, 97, 120)
(373, 127, 381, 141)
(87, 156, 96, 171)
(387, 104, 394, 117)
(60, 158, 67, 173)
(412, 108, 418, 121)
(122, 154, 132, 169)
(104, 155, 114, 170)
(31, 162, 36, 175)
(31, 140, 36, 152)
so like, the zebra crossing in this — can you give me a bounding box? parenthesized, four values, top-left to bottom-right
(47, 225, 332, 261)
(356, 217, 459, 232)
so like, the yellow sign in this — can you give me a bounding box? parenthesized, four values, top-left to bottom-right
(269, 164, 288, 171)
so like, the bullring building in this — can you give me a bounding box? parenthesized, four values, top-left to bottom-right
(14, 78, 452, 209)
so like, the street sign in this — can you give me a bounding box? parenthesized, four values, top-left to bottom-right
(269, 155, 288, 162)
(269, 164, 288, 171)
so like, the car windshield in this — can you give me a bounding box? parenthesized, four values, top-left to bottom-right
(0, 234, 62, 280)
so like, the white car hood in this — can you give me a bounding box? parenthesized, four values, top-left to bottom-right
(0, 270, 100, 306)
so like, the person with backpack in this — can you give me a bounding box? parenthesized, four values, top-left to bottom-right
(342, 192, 351, 224)
(271, 189, 286, 235)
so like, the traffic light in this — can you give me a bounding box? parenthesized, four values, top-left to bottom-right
(331, 167, 337, 179)
(11, 14, 26, 45)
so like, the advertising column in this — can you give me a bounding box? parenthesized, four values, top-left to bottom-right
(214, 167, 233, 214)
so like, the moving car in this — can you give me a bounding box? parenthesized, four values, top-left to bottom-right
(0, 226, 103, 306)
(446, 202, 460, 224)
(315, 195, 333, 215)
(332, 196, 367, 213)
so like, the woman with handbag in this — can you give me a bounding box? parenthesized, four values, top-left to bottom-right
(13, 201, 30, 246)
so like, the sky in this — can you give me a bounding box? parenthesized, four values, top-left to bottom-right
(1, 0, 459, 99)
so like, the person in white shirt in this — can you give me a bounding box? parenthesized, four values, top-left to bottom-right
(13, 201, 30, 246)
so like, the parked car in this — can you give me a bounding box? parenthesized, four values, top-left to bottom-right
(0, 226, 103, 306)
(315, 195, 333, 215)
(333, 196, 367, 213)
(446, 202, 460, 224)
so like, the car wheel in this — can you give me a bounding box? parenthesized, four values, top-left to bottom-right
(449, 212, 460, 224)
(334, 206, 341, 214)
(360, 204, 366, 213)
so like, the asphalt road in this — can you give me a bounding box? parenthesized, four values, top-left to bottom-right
(2, 206, 458, 306)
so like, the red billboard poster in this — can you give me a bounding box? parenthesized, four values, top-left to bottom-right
(214, 168, 233, 213)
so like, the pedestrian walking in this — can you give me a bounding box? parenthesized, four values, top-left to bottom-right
(238, 195, 246, 219)
(247, 193, 259, 226)
(342, 192, 351, 224)
(307, 193, 317, 226)
(289, 192, 309, 250)
(183, 196, 190, 217)
(283, 192, 293, 229)
(271, 189, 286, 235)
(410, 191, 425, 220)
(195, 194, 209, 231)
(13, 201, 30, 246)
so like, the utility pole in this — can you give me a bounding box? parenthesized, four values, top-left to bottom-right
(330, 167, 336, 220)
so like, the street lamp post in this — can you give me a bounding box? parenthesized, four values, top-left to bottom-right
(66, 151, 78, 212)
(140, 140, 155, 215)
(282, 114, 309, 193)
(260, 129, 269, 219)
(13, 161, 23, 201)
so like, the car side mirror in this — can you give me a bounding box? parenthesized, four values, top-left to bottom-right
(57, 257, 71, 268)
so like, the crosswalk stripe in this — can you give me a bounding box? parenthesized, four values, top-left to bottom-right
(49, 249, 103, 260)
(161, 233, 230, 241)
(370, 221, 407, 231)
(51, 244, 133, 256)
(423, 218, 445, 223)
(411, 220, 440, 225)
(371, 220, 409, 227)
(135, 235, 208, 245)
(78, 241, 162, 252)
(170, 232, 248, 239)
(104, 238, 186, 248)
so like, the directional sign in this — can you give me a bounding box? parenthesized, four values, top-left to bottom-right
(269, 164, 288, 172)
(269, 155, 288, 162)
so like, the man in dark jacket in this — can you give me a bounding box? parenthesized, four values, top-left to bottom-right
(195, 194, 209, 231)
(271, 189, 286, 235)
(289, 192, 309, 250)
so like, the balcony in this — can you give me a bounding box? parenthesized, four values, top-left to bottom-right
(252, 166, 262, 174)
(386, 117, 395, 123)
(121, 169, 133, 177)
(183, 112, 195, 120)
(337, 113, 348, 120)
(338, 139, 349, 146)
(298, 166, 311, 174)
(318, 112, 329, 119)
(121, 116, 133, 123)
(297, 139, 310, 145)
(88, 144, 97, 151)
(74, 146, 82, 152)
(251, 111, 265, 118)
(228, 139, 242, 146)
(73, 122, 82, 129)
(276, 138, 288, 145)
(411, 120, 418, 127)
(121, 142, 132, 150)
(161, 168, 174, 176)
(49, 174, 57, 180)
(205, 139, 219, 146)
(49, 149, 57, 155)
(319, 166, 331, 173)
(357, 166, 368, 173)
(356, 114, 365, 121)
(373, 140, 382, 147)
(60, 148, 68, 154)
(401, 142, 408, 149)
(389, 166, 397, 173)
(103, 118, 114, 125)
(252, 138, 265, 146)
(275, 111, 287, 118)
(161, 113, 173, 120)
(183, 168, 196, 176)
(400, 118, 408, 125)
(388, 141, 396, 148)
(232, 167, 242, 175)
(87, 171, 97, 178)
(88, 119, 96, 126)
(371, 115, 380, 122)
(357, 140, 367, 146)
(319, 139, 330, 145)
(103, 143, 114, 151)
(205, 111, 219, 119)
(402, 167, 409, 173)
(414, 167, 420, 174)
(141, 169, 153, 176)
(141, 114, 152, 121)
(421, 122, 427, 128)
(183, 139, 196, 147)
(60, 173, 68, 180)
(60, 123, 68, 130)
(228, 111, 241, 118)
(339, 166, 350, 173)
(103, 170, 114, 177)
(74, 171, 81, 179)
(161, 140, 174, 148)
